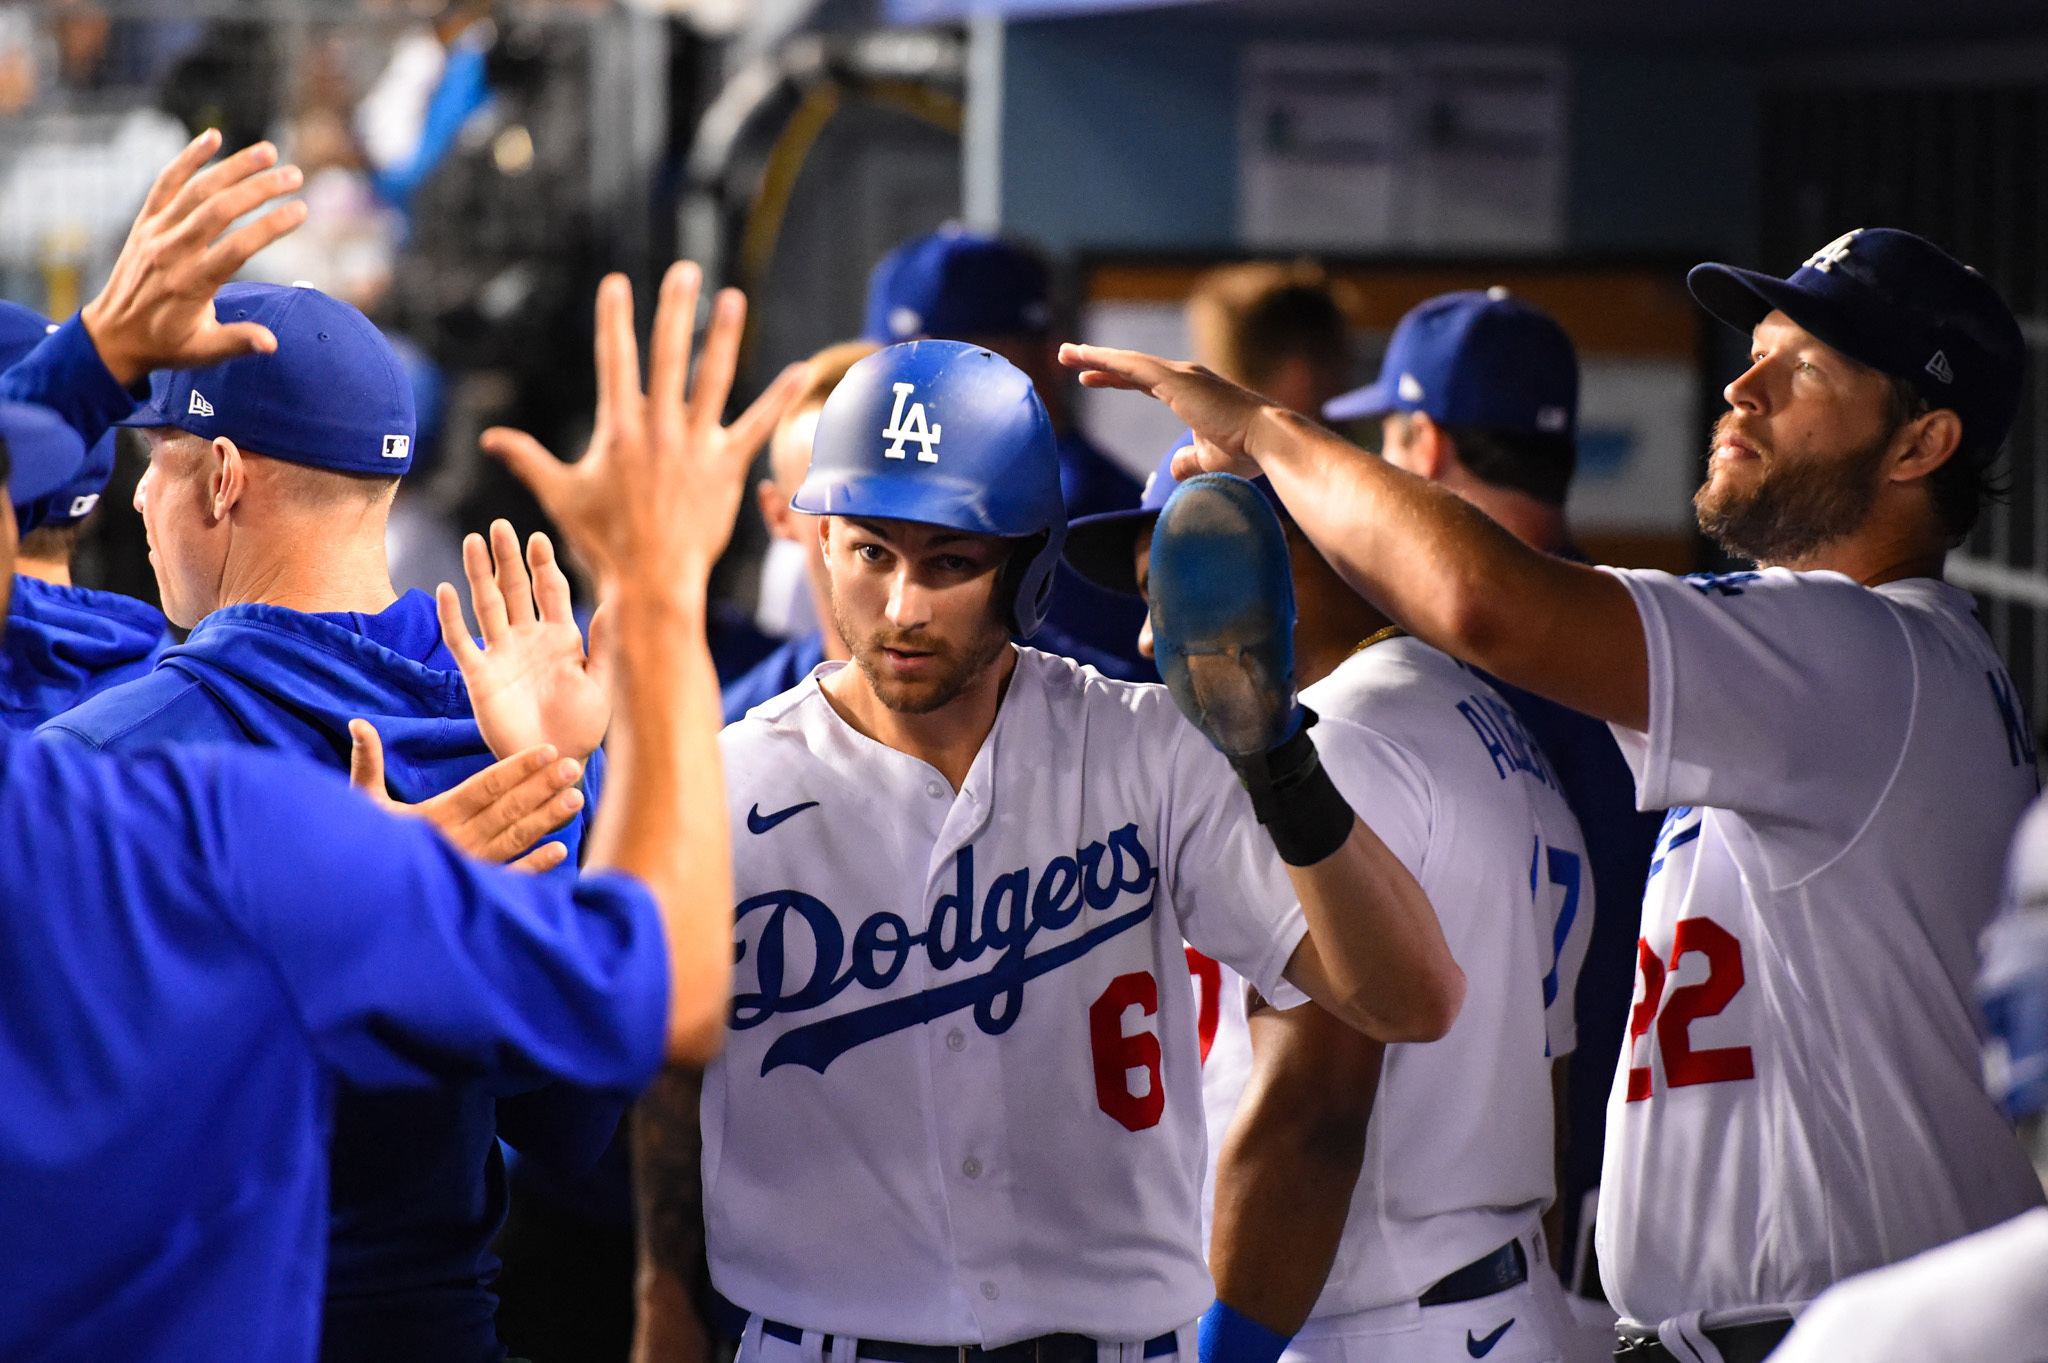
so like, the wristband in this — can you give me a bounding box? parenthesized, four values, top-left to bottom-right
(1229, 706, 1355, 866)
(1198, 1300, 1292, 1363)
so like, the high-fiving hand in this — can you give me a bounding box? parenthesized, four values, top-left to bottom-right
(347, 720, 585, 873)
(81, 129, 308, 386)
(1058, 341, 1273, 482)
(480, 263, 806, 601)
(439, 520, 612, 764)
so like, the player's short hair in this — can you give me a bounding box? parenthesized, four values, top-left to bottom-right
(1888, 373, 2001, 544)
(17, 524, 81, 566)
(1386, 411, 1577, 508)
(1187, 261, 1353, 394)
(264, 456, 401, 512)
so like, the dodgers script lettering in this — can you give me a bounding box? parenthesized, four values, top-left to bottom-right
(732, 824, 1160, 1076)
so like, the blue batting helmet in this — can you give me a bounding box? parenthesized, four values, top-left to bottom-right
(793, 340, 1066, 636)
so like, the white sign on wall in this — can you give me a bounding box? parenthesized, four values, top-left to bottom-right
(1239, 44, 1567, 253)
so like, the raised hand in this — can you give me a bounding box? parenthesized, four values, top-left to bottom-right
(479, 263, 806, 601)
(81, 129, 309, 386)
(438, 520, 612, 764)
(348, 719, 585, 873)
(1058, 341, 1272, 481)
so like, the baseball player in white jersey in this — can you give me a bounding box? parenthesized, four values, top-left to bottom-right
(1764, 793, 2048, 1363)
(1069, 448, 1594, 1363)
(1063, 225, 2045, 1363)
(633, 340, 1467, 1363)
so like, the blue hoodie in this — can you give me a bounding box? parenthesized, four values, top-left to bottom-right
(0, 575, 171, 729)
(40, 589, 620, 1363)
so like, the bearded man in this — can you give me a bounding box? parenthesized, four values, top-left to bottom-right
(1064, 227, 2045, 1363)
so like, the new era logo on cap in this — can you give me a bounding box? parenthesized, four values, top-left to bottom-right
(1398, 373, 1426, 403)
(1926, 350, 1954, 384)
(381, 434, 411, 461)
(188, 389, 213, 417)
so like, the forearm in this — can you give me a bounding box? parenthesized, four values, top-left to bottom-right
(0, 314, 140, 448)
(632, 1065, 713, 1363)
(1210, 1011, 1379, 1332)
(1243, 407, 1646, 727)
(1286, 820, 1463, 1042)
(584, 583, 731, 1064)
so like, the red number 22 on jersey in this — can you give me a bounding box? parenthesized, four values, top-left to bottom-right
(1625, 916, 1756, 1101)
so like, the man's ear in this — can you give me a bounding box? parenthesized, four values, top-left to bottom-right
(1890, 408, 1965, 485)
(209, 436, 246, 522)
(757, 476, 789, 539)
(1409, 411, 1454, 482)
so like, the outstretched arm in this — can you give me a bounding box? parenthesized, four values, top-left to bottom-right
(1281, 825, 1462, 1043)
(475, 264, 805, 1066)
(1060, 345, 1648, 730)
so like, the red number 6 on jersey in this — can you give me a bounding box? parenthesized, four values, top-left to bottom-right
(1090, 972, 1166, 1132)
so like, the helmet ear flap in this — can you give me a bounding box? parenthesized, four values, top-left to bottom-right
(999, 530, 1053, 635)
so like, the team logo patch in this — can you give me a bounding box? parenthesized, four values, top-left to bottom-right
(1925, 349, 1954, 384)
(732, 825, 1158, 1075)
(1804, 229, 1861, 272)
(187, 389, 214, 417)
(881, 381, 942, 463)
(66, 493, 99, 518)
(381, 434, 411, 460)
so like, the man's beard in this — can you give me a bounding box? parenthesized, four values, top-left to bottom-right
(1693, 412, 1893, 565)
(833, 601, 1012, 716)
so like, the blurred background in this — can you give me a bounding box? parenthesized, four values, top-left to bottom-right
(3, 0, 2047, 713)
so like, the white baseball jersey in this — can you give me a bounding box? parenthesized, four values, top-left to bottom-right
(1596, 568, 2046, 1330)
(1200, 637, 1593, 1314)
(1767, 1208, 2048, 1363)
(706, 647, 1310, 1346)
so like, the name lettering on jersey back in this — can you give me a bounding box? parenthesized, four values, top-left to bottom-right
(1456, 692, 1560, 792)
(731, 824, 1158, 1075)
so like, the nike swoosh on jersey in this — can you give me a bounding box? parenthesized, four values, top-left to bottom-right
(1466, 1320, 1514, 1358)
(747, 800, 820, 835)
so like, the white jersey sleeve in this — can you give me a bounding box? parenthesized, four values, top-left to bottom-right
(1603, 568, 1915, 853)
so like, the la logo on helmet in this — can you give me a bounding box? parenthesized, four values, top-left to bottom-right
(881, 382, 942, 463)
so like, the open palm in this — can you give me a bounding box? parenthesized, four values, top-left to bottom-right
(440, 519, 612, 763)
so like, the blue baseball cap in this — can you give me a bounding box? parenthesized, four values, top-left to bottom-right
(0, 401, 89, 508)
(1688, 228, 2024, 467)
(1064, 431, 1285, 596)
(116, 282, 416, 475)
(0, 301, 117, 530)
(863, 228, 1053, 343)
(1323, 288, 1578, 439)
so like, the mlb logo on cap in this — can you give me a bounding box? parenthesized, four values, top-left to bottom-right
(382, 434, 410, 461)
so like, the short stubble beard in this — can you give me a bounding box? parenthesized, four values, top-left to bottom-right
(831, 595, 1012, 716)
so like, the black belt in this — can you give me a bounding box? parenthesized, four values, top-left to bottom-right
(1418, 1239, 1528, 1308)
(759, 1319, 1179, 1363)
(1612, 1318, 1792, 1363)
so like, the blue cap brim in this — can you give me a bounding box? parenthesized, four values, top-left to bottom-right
(1063, 506, 1162, 597)
(1689, 261, 1924, 387)
(1322, 376, 1401, 422)
(1, 403, 89, 508)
